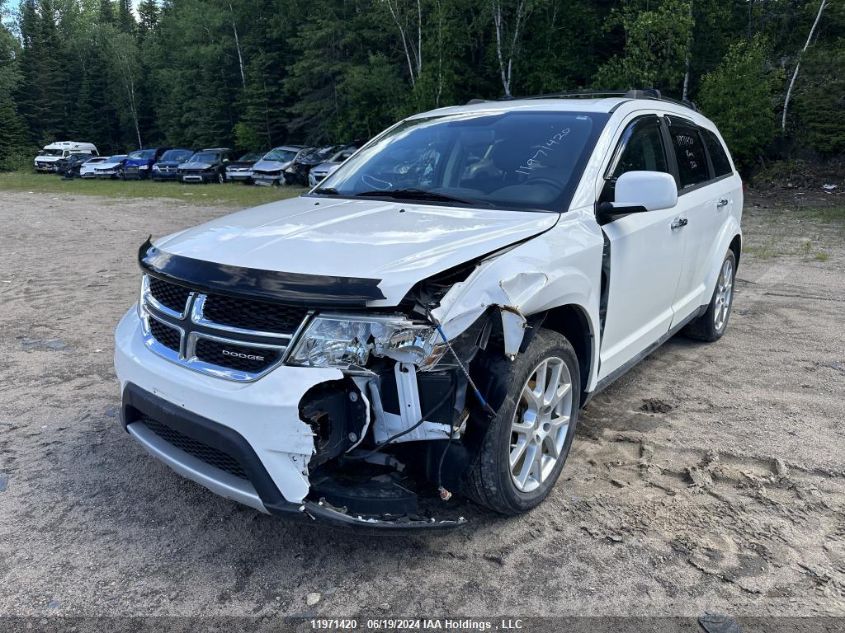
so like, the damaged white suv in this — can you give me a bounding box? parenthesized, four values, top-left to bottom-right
(114, 91, 742, 529)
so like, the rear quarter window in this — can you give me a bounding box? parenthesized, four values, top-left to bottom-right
(701, 129, 733, 177)
(668, 121, 710, 189)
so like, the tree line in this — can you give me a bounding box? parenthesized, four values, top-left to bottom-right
(0, 0, 843, 172)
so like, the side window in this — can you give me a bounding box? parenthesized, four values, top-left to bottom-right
(601, 116, 669, 202)
(701, 128, 733, 177)
(668, 120, 710, 189)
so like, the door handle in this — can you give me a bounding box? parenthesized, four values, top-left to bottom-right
(671, 217, 688, 230)
(716, 198, 729, 208)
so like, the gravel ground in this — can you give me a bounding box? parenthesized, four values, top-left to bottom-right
(0, 189, 843, 619)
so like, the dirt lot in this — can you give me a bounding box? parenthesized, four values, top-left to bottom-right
(0, 188, 843, 619)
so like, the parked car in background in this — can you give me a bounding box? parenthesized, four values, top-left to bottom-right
(178, 148, 232, 183)
(151, 148, 194, 181)
(225, 152, 263, 184)
(251, 146, 304, 187)
(285, 145, 338, 186)
(122, 148, 171, 180)
(58, 153, 96, 179)
(79, 156, 111, 179)
(307, 146, 358, 187)
(34, 141, 98, 172)
(94, 155, 128, 179)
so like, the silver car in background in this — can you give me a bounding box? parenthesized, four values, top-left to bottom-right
(251, 146, 304, 187)
(307, 146, 358, 187)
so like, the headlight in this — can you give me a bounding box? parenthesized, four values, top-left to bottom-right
(287, 314, 446, 371)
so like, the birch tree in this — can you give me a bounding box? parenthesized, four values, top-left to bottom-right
(491, 0, 530, 98)
(384, 0, 422, 87)
(781, 0, 828, 133)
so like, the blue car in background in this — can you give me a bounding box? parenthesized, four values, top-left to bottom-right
(151, 148, 194, 181)
(122, 148, 171, 180)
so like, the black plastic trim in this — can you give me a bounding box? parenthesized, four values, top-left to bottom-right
(138, 238, 385, 306)
(121, 382, 287, 507)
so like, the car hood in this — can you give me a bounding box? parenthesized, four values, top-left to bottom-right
(124, 159, 150, 166)
(252, 160, 291, 173)
(36, 155, 62, 162)
(180, 162, 213, 170)
(97, 162, 123, 169)
(155, 196, 558, 306)
(227, 161, 255, 169)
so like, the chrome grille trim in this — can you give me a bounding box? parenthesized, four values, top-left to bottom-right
(140, 274, 311, 382)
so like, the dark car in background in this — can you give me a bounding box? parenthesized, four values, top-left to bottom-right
(58, 153, 96, 179)
(122, 148, 171, 180)
(151, 148, 194, 181)
(178, 148, 232, 183)
(251, 146, 304, 187)
(225, 152, 263, 184)
(284, 145, 339, 186)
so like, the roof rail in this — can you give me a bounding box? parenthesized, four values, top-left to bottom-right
(508, 88, 698, 112)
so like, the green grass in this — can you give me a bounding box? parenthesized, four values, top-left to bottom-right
(792, 206, 845, 225)
(0, 170, 307, 207)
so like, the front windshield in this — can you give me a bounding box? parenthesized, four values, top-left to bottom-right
(128, 149, 155, 160)
(187, 152, 218, 163)
(238, 153, 262, 162)
(41, 149, 63, 157)
(161, 149, 192, 162)
(317, 110, 609, 212)
(263, 149, 298, 163)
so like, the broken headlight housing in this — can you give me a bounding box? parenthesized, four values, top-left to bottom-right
(287, 314, 447, 372)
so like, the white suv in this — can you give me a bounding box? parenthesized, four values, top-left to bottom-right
(114, 91, 742, 529)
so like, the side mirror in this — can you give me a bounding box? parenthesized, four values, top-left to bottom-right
(598, 171, 678, 224)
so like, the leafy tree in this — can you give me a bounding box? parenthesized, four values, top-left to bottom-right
(0, 9, 30, 168)
(791, 46, 845, 156)
(594, 0, 694, 95)
(697, 36, 782, 168)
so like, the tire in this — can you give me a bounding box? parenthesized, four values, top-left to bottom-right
(217, 171, 225, 184)
(464, 328, 580, 515)
(683, 250, 737, 342)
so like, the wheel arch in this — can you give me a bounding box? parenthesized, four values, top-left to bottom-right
(729, 233, 742, 270)
(523, 304, 595, 407)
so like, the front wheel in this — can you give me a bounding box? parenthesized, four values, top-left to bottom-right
(464, 329, 580, 515)
(684, 250, 736, 342)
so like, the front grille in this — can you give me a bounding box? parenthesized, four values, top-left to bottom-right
(195, 338, 281, 373)
(141, 417, 248, 480)
(149, 318, 181, 352)
(203, 294, 307, 334)
(149, 277, 191, 314)
(141, 274, 303, 380)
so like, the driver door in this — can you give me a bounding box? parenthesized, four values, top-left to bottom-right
(597, 115, 688, 380)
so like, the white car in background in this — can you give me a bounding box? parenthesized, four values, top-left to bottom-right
(115, 90, 742, 529)
(94, 155, 128, 179)
(34, 141, 98, 172)
(307, 146, 358, 187)
(79, 156, 112, 179)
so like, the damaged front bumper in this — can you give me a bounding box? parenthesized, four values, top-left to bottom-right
(114, 308, 467, 530)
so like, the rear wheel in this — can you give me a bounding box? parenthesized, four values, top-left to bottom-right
(684, 250, 736, 342)
(464, 329, 580, 515)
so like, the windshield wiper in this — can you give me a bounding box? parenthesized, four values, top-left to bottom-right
(313, 186, 339, 195)
(356, 188, 471, 205)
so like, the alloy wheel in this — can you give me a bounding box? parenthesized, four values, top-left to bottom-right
(509, 356, 573, 493)
(714, 258, 734, 332)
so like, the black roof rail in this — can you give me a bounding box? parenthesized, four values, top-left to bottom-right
(500, 88, 699, 112)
